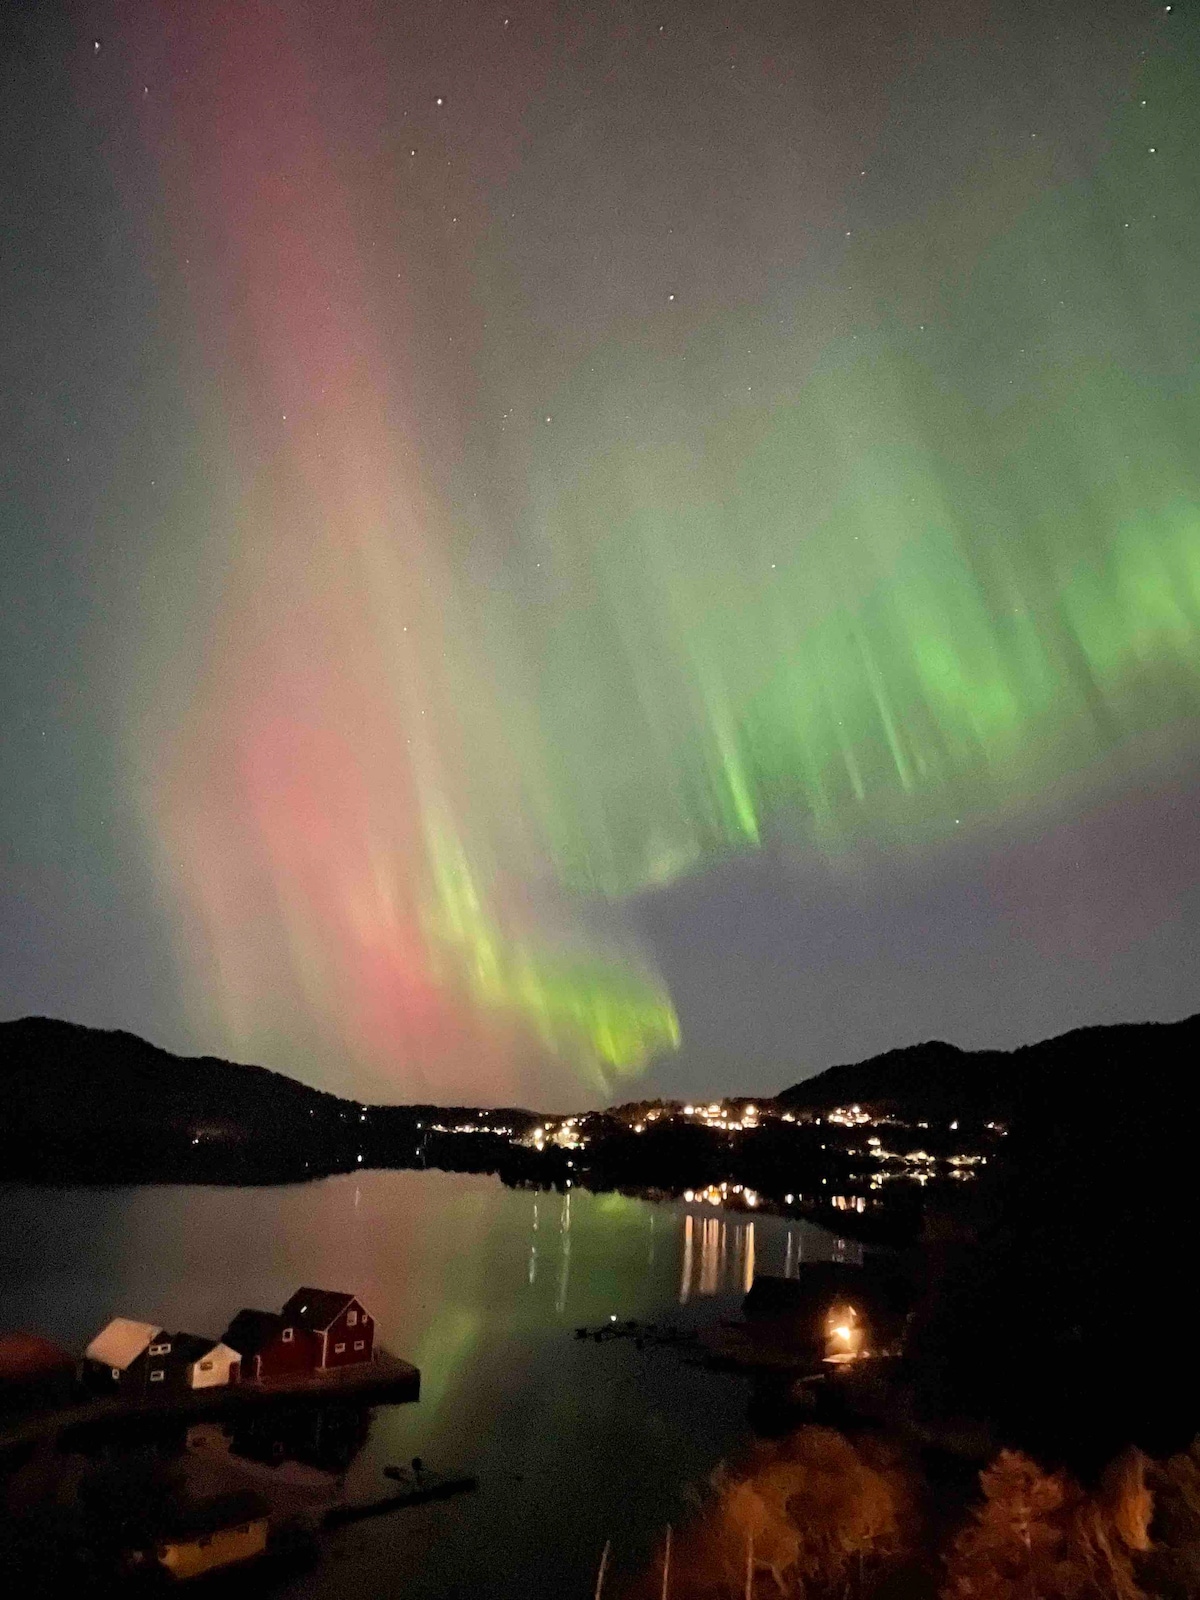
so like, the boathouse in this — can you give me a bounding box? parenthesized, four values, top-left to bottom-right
(83, 1318, 176, 1394)
(222, 1308, 321, 1382)
(171, 1332, 242, 1389)
(83, 1319, 243, 1393)
(281, 1288, 375, 1370)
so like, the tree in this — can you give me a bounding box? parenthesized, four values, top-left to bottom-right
(941, 1449, 1150, 1600)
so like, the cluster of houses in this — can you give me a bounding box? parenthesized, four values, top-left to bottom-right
(82, 1287, 376, 1396)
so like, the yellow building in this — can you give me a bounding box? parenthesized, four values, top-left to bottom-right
(134, 1492, 269, 1581)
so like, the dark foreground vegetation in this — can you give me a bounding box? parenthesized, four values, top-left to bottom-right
(618, 1425, 1200, 1600)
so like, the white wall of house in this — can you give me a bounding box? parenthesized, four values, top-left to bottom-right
(188, 1342, 241, 1388)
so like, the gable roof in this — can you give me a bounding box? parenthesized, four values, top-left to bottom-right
(166, 1332, 218, 1365)
(281, 1288, 361, 1331)
(156, 1491, 270, 1542)
(85, 1318, 161, 1370)
(197, 1341, 241, 1367)
(222, 1309, 286, 1357)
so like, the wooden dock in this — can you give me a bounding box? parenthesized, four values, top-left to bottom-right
(323, 1472, 478, 1527)
(0, 1351, 420, 1453)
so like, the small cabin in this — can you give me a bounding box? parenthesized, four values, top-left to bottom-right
(128, 1491, 269, 1582)
(281, 1288, 375, 1370)
(171, 1333, 242, 1389)
(222, 1309, 320, 1382)
(83, 1318, 174, 1394)
(742, 1264, 911, 1362)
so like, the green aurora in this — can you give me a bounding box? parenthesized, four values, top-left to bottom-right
(58, 2, 1197, 1099)
(453, 43, 1200, 902)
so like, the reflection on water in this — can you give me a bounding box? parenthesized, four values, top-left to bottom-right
(680, 1213, 861, 1305)
(0, 1172, 853, 1600)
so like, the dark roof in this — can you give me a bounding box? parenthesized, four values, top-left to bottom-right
(281, 1288, 360, 1331)
(222, 1309, 286, 1356)
(165, 1332, 218, 1364)
(155, 1491, 270, 1542)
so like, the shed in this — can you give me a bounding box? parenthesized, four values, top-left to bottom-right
(168, 1332, 242, 1389)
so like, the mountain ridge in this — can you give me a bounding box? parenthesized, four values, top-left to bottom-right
(777, 1011, 1200, 1119)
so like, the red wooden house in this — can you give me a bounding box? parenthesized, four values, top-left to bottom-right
(280, 1288, 375, 1369)
(221, 1309, 320, 1383)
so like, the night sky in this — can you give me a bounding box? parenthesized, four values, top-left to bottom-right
(3, 0, 1198, 1106)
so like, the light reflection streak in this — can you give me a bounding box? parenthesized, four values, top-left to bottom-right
(680, 1213, 694, 1306)
(556, 1191, 572, 1315)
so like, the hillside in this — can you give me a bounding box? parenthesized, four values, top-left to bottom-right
(0, 1018, 544, 1184)
(776, 1012, 1200, 1121)
(0, 1017, 378, 1182)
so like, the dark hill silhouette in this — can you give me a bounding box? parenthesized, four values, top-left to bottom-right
(0, 1017, 540, 1183)
(5, 1009, 1198, 1193)
(0, 1017, 377, 1182)
(776, 1012, 1200, 1121)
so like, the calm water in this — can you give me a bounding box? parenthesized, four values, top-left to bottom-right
(0, 1172, 856, 1598)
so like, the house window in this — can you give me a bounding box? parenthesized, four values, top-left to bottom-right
(354, 1340, 364, 1351)
(347, 1309, 357, 1327)
(334, 1342, 346, 1353)
(111, 1367, 121, 1380)
(149, 1369, 165, 1382)
(199, 1359, 213, 1371)
(149, 1342, 171, 1356)
(282, 1328, 294, 1343)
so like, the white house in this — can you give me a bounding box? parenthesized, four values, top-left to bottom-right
(185, 1339, 242, 1388)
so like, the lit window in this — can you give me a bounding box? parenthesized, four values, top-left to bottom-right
(334, 1342, 346, 1353)
(282, 1328, 294, 1343)
(354, 1340, 364, 1350)
(149, 1369, 165, 1382)
(347, 1309, 357, 1327)
(149, 1342, 171, 1356)
(111, 1367, 121, 1380)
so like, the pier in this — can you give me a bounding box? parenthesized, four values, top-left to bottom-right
(0, 1350, 420, 1453)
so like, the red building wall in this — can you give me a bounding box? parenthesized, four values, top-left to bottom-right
(255, 1326, 320, 1380)
(321, 1302, 374, 1368)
